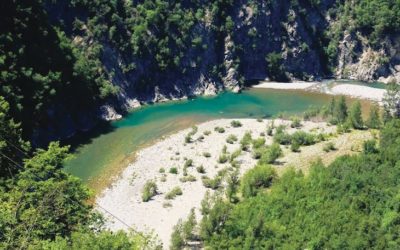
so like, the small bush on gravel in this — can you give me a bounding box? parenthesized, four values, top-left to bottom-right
(214, 126, 225, 133)
(203, 152, 211, 158)
(169, 167, 178, 174)
(142, 180, 158, 202)
(165, 186, 183, 200)
(226, 134, 238, 144)
(323, 142, 336, 152)
(231, 120, 242, 127)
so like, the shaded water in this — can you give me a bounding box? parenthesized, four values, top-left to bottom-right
(64, 88, 373, 191)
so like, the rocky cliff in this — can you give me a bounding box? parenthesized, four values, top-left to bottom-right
(27, 0, 400, 143)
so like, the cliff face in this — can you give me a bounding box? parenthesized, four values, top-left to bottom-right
(30, 0, 400, 144)
(336, 32, 400, 83)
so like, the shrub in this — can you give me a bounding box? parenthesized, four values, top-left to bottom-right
(291, 131, 316, 146)
(169, 167, 178, 174)
(184, 159, 193, 168)
(142, 180, 158, 202)
(252, 137, 266, 149)
(203, 130, 211, 136)
(203, 152, 211, 158)
(240, 165, 277, 198)
(240, 132, 252, 151)
(229, 149, 242, 162)
(260, 143, 283, 164)
(267, 120, 275, 136)
(218, 154, 228, 164)
(170, 221, 184, 250)
(197, 165, 206, 174)
(291, 141, 300, 152)
(214, 126, 225, 133)
(290, 116, 302, 128)
(202, 176, 222, 189)
(165, 186, 183, 200)
(363, 140, 378, 154)
(226, 134, 238, 144)
(253, 146, 267, 159)
(159, 168, 165, 173)
(180, 175, 197, 183)
(273, 131, 291, 145)
(323, 142, 336, 152)
(231, 120, 242, 127)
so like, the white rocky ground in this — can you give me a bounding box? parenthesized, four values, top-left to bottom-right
(254, 81, 386, 102)
(96, 118, 345, 248)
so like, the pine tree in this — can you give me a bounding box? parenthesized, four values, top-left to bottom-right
(334, 96, 348, 124)
(348, 101, 364, 129)
(366, 104, 381, 129)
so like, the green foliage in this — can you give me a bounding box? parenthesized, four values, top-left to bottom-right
(333, 96, 348, 124)
(265, 52, 288, 81)
(226, 134, 238, 144)
(383, 81, 400, 120)
(169, 167, 178, 174)
(165, 187, 183, 200)
(214, 127, 225, 133)
(230, 120, 242, 128)
(202, 120, 400, 249)
(184, 159, 193, 168)
(323, 142, 336, 152)
(218, 154, 228, 164)
(348, 101, 364, 129)
(0, 96, 30, 178)
(142, 180, 158, 202)
(367, 104, 382, 129)
(196, 165, 206, 174)
(252, 137, 266, 149)
(202, 176, 222, 190)
(203, 152, 211, 158)
(291, 141, 300, 152)
(290, 116, 302, 128)
(240, 165, 277, 198)
(0, 142, 93, 248)
(170, 208, 197, 250)
(240, 132, 252, 151)
(259, 143, 283, 164)
(0, 2, 115, 137)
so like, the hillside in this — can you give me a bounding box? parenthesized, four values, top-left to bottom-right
(1, 0, 400, 144)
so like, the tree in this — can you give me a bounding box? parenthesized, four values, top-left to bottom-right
(383, 81, 400, 121)
(366, 104, 381, 129)
(0, 142, 93, 249)
(266, 52, 287, 81)
(0, 96, 30, 178)
(240, 164, 277, 198)
(348, 101, 364, 129)
(333, 96, 348, 124)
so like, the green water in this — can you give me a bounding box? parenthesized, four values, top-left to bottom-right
(64, 88, 346, 188)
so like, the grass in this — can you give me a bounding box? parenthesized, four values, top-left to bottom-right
(165, 187, 183, 200)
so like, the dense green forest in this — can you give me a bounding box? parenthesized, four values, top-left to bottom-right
(200, 117, 400, 249)
(1, 0, 400, 249)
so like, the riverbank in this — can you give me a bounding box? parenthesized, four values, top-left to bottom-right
(96, 118, 373, 248)
(253, 80, 386, 102)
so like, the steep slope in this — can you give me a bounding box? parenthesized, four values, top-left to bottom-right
(1, 0, 400, 144)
